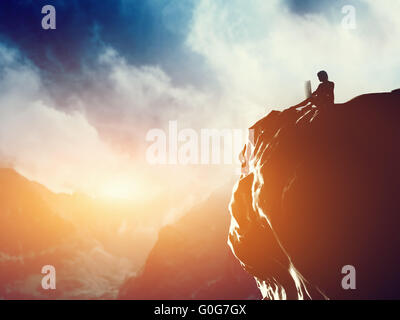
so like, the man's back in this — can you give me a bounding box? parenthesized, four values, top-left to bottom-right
(314, 81, 335, 106)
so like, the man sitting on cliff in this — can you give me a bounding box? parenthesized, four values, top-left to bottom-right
(291, 70, 335, 110)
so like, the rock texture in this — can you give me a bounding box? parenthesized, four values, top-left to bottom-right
(228, 91, 400, 299)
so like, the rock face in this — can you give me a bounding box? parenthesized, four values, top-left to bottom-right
(119, 187, 260, 300)
(228, 91, 400, 299)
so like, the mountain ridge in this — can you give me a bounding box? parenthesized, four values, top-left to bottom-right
(119, 186, 260, 299)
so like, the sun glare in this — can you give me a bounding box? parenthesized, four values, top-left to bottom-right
(99, 179, 138, 200)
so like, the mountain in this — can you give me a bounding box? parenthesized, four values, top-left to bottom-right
(0, 168, 74, 255)
(0, 168, 74, 298)
(229, 90, 400, 299)
(0, 168, 258, 299)
(119, 186, 261, 299)
(0, 169, 151, 299)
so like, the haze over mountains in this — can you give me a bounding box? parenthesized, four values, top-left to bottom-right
(0, 168, 258, 299)
(119, 187, 260, 299)
(0, 168, 145, 298)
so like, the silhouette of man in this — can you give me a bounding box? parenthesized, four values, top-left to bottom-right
(292, 71, 335, 109)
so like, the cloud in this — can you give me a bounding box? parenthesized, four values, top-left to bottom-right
(187, 0, 400, 112)
(72, 47, 244, 198)
(0, 0, 205, 88)
(0, 44, 143, 197)
(0, 42, 242, 207)
(80, 47, 215, 143)
(3, 0, 400, 209)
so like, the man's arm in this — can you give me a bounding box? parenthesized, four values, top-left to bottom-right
(291, 97, 312, 109)
(311, 84, 322, 98)
(290, 84, 321, 109)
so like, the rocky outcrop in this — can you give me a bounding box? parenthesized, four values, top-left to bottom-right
(119, 187, 260, 299)
(228, 91, 400, 299)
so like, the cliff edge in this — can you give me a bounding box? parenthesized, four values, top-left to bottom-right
(228, 91, 400, 299)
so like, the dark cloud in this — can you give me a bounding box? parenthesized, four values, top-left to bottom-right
(0, 0, 204, 87)
(0, 0, 368, 92)
(285, 0, 335, 14)
(285, 0, 368, 16)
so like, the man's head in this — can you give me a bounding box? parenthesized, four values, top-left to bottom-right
(317, 70, 329, 82)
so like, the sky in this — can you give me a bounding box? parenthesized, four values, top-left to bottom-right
(0, 0, 399, 209)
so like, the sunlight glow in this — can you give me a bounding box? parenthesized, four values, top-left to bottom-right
(99, 178, 139, 200)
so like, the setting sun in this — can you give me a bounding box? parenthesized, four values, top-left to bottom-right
(99, 179, 139, 200)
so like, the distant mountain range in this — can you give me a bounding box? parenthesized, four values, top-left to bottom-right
(0, 168, 259, 299)
(119, 186, 260, 299)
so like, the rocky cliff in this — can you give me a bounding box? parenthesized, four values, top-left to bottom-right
(228, 91, 400, 299)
